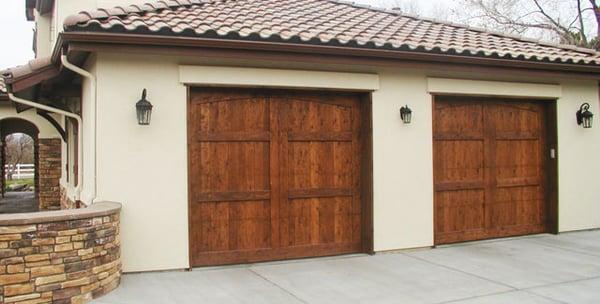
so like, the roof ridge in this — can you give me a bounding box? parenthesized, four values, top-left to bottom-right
(324, 0, 600, 57)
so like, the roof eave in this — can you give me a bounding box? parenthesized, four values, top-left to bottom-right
(2, 64, 60, 94)
(61, 31, 600, 76)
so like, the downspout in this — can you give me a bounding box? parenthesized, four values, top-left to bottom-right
(8, 93, 83, 201)
(61, 55, 98, 204)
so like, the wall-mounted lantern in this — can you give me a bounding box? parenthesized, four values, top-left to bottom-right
(400, 105, 412, 124)
(135, 89, 153, 126)
(576, 103, 593, 129)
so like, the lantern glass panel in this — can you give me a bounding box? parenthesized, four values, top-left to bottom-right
(583, 115, 592, 128)
(137, 106, 152, 125)
(403, 112, 412, 124)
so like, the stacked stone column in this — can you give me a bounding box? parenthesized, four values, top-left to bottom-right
(37, 139, 62, 210)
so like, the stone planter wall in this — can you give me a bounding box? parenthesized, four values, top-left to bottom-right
(0, 202, 121, 303)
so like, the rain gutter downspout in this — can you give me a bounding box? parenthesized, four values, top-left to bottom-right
(61, 55, 98, 204)
(8, 93, 83, 201)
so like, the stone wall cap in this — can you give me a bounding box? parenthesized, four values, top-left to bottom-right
(0, 201, 122, 225)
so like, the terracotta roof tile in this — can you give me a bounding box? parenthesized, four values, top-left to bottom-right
(0, 77, 6, 94)
(57, 0, 600, 66)
(0, 57, 53, 81)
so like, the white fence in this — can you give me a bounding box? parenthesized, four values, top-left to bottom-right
(4, 164, 35, 180)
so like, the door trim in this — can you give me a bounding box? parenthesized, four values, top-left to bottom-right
(179, 66, 380, 91)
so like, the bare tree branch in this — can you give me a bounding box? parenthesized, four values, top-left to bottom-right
(578, 0, 588, 42)
(453, 0, 600, 49)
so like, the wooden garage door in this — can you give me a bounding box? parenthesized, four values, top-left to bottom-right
(434, 97, 554, 245)
(188, 88, 366, 266)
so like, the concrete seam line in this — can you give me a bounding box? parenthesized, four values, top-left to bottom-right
(400, 253, 519, 290)
(433, 290, 542, 304)
(520, 289, 569, 304)
(528, 239, 600, 258)
(521, 275, 600, 291)
(247, 268, 309, 304)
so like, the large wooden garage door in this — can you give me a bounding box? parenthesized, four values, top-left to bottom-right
(188, 88, 366, 266)
(434, 96, 555, 245)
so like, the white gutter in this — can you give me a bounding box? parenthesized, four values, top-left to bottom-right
(61, 55, 98, 204)
(8, 93, 83, 200)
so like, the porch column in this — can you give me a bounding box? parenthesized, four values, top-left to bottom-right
(38, 138, 61, 210)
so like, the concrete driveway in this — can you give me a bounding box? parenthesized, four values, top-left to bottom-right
(95, 230, 600, 304)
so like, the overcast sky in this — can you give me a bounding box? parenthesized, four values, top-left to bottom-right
(0, 0, 450, 70)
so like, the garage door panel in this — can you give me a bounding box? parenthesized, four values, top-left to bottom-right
(434, 98, 549, 244)
(196, 98, 270, 133)
(490, 104, 541, 135)
(281, 98, 353, 133)
(195, 201, 272, 252)
(496, 140, 541, 182)
(196, 142, 270, 193)
(434, 140, 484, 185)
(434, 102, 484, 139)
(493, 186, 545, 226)
(288, 142, 353, 190)
(435, 190, 485, 235)
(287, 197, 358, 246)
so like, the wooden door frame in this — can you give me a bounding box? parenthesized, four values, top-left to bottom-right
(431, 94, 559, 245)
(185, 86, 374, 268)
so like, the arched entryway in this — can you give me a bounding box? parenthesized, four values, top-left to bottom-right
(0, 118, 39, 212)
(0, 117, 62, 212)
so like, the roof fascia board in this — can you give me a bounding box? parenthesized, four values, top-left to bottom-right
(7, 66, 61, 93)
(66, 41, 600, 81)
(427, 78, 562, 99)
(60, 32, 600, 76)
(179, 66, 379, 90)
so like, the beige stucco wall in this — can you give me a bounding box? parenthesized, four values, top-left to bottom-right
(556, 80, 600, 231)
(95, 54, 189, 272)
(89, 52, 600, 272)
(34, 10, 52, 58)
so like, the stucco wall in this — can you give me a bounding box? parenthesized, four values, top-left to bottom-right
(90, 52, 600, 272)
(557, 80, 600, 231)
(0, 106, 62, 140)
(95, 54, 189, 272)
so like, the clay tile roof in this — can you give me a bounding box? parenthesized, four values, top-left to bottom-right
(0, 77, 7, 98)
(63, 0, 600, 66)
(0, 57, 53, 81)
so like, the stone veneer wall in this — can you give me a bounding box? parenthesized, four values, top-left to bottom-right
(0, 202, 121, 304)
(38, 139, 62, 210)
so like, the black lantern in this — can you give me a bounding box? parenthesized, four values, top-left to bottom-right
(135, 89, 153, 125)
(576, 103, 593, 129)
(400, 105, 412, 124)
